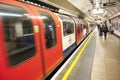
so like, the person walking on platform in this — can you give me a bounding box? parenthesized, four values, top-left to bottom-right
(102, 22, 108, 40)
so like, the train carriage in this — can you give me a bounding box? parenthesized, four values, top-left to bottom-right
(0, 0, 95, 80)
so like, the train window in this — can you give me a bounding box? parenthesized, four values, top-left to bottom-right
(63, 22, 74, 36)
(59, 15, 74, 36)
(0, 3, 35, 66)
(38, 11, 56, 49)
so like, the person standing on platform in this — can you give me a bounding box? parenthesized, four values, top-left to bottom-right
(102, 21, 108, 40)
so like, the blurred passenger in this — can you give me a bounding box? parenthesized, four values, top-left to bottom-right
(97, 24, 100, 31)
(103, 22, 108, 40)
(9, 22, 16, 41)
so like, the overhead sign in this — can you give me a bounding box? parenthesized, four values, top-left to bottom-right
(103, 1, 117, 6)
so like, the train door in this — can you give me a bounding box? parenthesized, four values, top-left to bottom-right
(74, 18, 79, 45)
(77, 19, 84, 45)
(0, 1, 44, 80)
(37, 11, 63, 75)
(72, 17, 83, 45)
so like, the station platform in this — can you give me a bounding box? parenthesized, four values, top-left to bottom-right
(51, 28, 120, 80)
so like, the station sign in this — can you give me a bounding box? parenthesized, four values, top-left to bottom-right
(103, 1, 117, 6)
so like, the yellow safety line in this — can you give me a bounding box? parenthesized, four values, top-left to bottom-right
(62, 33, 94, 80)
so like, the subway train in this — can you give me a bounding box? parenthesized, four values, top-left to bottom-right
(0, 0, 95, 80)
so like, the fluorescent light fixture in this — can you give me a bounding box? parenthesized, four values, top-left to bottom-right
(0, 12, 22, 17)
(92, 8, 104, 14)
(96, 20, 103, 23)
(95, 2, 100, 8)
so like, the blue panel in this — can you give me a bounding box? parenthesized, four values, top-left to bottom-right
(63, 43, 77, 56)
(17, 34, 34, 42)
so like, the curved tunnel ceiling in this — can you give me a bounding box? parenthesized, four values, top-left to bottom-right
(43, 0, 120, 20)
(67, 0, 120, 19)
(67, 0, 92, 17)
(102, 0, 120, 18)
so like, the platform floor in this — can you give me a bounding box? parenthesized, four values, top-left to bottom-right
(91, 31, 120, 80)
(51, 28, 120, 80)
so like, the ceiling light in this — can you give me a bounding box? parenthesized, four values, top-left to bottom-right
(92, 8, 104, 14)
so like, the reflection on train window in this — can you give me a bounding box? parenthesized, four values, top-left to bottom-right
(63, 22, 74, 36)
(38, 11, 56, 49)
(0, 3, 35, 66)
(59, 15, 74, 36)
